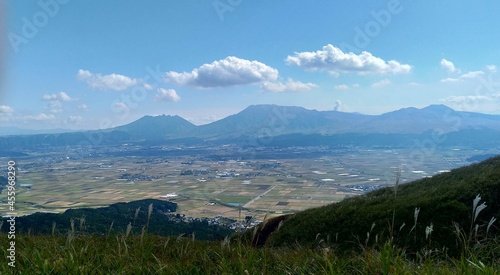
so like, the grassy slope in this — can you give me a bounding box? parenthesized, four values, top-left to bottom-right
(266, 156, 500, 255)
(1, 234, 498, 274)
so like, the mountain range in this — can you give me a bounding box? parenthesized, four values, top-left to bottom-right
(112, 104, 500, 137)
(2, 104, 500, 149)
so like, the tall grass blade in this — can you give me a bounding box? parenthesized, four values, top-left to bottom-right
(486, 217, 496, 235)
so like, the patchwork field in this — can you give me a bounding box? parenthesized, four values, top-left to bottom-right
(1, 144, 496, 221)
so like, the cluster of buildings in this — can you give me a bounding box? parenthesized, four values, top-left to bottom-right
(168, 213, 262, 231)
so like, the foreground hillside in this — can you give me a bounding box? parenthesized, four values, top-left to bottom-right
(1, 234, 498, 274)
(264, 156, 500, 257)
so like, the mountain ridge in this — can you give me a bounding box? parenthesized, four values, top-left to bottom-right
(111, 104, 500, 136)
(2, 104, 500, 148)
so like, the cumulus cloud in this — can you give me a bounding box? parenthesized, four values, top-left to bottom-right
(114, 102, 129, 110)
(77, 104, 89, 111)
(440, 70, 485, 83)
(67, 116, 83, 123)
(77, 69, 139, 91)
(440, 93, 500, 112)
(26, 113, 55, 121)
(486, 65, 497, 72)
(41, 92, 77, 113)
(334, 84, 349, 90)
(261, 79, 317, 93)
(440, 59, 459, 73)
(164, 56, 279, 88)
(371, 79, 391, 88)
(442, 95, 492, 104)
(460, 70, 484, 79)
(47, 102, 59, 111)
(0, 105, 13, 114)
(42, 91, 76, 102)
(285, 44, 411, 75)
(155, 88, 181, 102)
(440, 78, 460, 83)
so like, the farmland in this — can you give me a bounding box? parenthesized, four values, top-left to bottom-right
(1, 143, 496, 220)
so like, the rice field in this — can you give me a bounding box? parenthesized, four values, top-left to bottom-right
(1, 145, 493, 220)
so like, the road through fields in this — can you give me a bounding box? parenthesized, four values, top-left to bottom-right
(243, 185, 277, 208)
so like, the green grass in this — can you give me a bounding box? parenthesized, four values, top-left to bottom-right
(0, 233, 498, 274)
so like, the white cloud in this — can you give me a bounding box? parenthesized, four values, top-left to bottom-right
(440, 59, 459, 73)
(48, 100, 62, 108)
(334, 84, 350, 90)
(59, 93, 72, 102)
(440, 78, 460, 83)
(371, 79, 391, 88)
(77, 69, 139, 91)
(442, 95, 491, 104)
(155, 88, 181, 102)
(440, 70, 485, 83)
(77, 69, 91, 79)
(261, 79, 317, 93)
(77, 104, 89, 111)
(26, 113, 55, 121)
(285, 44, 411, 75)
(164, 56, 279, 88)
(42, 91, 76, 102)
(47, 104, 62, 114)
(460, 70, 484, 79)
(440, 92, 500, 112)
(41, 92, 77, 113)
(67, 116, 83, 123)
(114, 102, 129, 110)
(486, 65, 497, 72)
(0, 105, 13, 114)
(0, 110, 56, 123)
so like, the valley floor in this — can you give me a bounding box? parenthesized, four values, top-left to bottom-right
(1, 144, 497, 221)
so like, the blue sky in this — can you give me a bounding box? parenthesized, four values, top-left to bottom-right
(2, 0, 500, 130)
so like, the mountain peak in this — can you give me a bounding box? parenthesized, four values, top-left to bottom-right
(243, 104, 307, 112)
(112, 114, 195, 139)
(421, 104, 455, 113)
(383, 104, 455, 117)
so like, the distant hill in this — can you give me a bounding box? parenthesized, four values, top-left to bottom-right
(1, 104, 500, 148)
(110, 114, 196, 140)
(0, 126, 76, 136)
(260, 155, 500, 255)
(2, 199, 232, 241)
(353, 105, 500, 134)
(196, 104, 336, 138)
